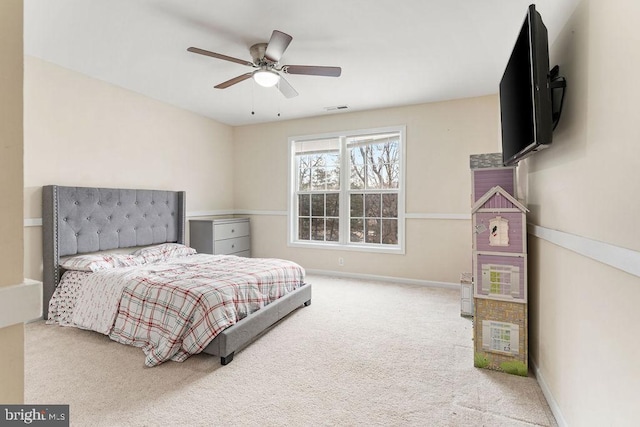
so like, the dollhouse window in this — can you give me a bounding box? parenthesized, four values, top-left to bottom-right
(489, 216, 509, 246)
(481, 264, 520, 298)
(482, 321, 519, 355)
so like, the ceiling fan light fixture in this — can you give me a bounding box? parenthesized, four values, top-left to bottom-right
(253, 69, 280, 87)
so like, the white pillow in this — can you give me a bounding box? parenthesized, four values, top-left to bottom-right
(132, 243, 196, 263)
(60, 253, 141, 272)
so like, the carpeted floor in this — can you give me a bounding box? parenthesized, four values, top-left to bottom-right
(25, 274, 557, 426)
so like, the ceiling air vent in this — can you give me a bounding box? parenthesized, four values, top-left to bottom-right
(324, 105, 349, 111)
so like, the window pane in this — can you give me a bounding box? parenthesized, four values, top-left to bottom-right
(365, 194, 381, 217)
(366, 165, 381, 189)
(299, 167, 311, 191)
(299, 194, 310, 216)
(350, 165, 365, 189)
(325, 152, 340, 167)
(370, 143, 385, 160)
(312, 153, 327, 167)
(350, 146, 366, 165)
(366, 141, 399, 189)
(326, 218, 339, 242)
(311, 218, 325, 241)
(298, 218, 310, 240)
(350, 219, 364, 243)
(381, 219, 398, 244)
(326, 166, 340, 190)
(385, 163, 400, 188)
(365, 219, 381, 243)
(311, 194, 325, 217)
(350, 193, 364, 218)
(309, 152, 341, 191)
(326, 193, 339, 217)
(312, 167, 327, 190)
(366, 164, 398, 189)
(381, 194, 398, 218)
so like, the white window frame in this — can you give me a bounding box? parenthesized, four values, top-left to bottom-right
(288, 125, 406, 254)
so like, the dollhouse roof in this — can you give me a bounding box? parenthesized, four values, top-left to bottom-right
(472, 185, 529, 213)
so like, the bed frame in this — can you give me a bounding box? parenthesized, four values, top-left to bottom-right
(42, 185, 311, 365)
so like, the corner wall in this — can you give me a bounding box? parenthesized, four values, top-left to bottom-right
(0, 0, 25, 404)
(23, 57, 235, 281)
(526, 0, 640, 424)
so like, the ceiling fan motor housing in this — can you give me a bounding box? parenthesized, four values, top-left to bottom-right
(250, 43, 273, 66)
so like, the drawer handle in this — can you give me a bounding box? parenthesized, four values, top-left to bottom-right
(231, 229, 235, 233)
(231, 244, 235, 248)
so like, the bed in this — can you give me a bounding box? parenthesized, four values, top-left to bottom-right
(42, 185, 311, 366)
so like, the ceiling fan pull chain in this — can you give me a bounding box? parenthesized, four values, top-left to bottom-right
(277, 81, 281, 117)
(251, 80, 255, 116)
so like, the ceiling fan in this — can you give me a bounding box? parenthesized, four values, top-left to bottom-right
(187, 30, 341, 98)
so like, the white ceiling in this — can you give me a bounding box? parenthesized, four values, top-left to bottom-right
(24, 0, 579, 127)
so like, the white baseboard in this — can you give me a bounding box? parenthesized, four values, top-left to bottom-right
(305, 269, 460, 290)
(530, 357, 567, 427)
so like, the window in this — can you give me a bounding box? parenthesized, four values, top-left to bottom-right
(482, 320, 520, 355)
(289, 126, 405, 253)
(481, 264, 520, 298)
(489, 216, 509, 246)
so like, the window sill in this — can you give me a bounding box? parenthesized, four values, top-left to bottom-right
(288, 241, 405, 255)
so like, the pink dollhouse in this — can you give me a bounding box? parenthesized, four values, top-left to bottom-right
(470, 154, 529, 376)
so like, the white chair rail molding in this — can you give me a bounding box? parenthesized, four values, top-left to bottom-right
(0, 280, 42, 328)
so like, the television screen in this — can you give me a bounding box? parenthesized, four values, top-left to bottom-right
(500, 4, 553, 166)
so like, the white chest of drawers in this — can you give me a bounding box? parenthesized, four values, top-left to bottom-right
(189, 218, 251, 257)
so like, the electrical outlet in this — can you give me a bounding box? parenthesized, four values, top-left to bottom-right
(338, 257, 344, 266)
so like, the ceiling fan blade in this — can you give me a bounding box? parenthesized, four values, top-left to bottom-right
(284, 65, 342, 77)
(277, 75, 298, 98)
(264, 30, 293, 62)
(187, 47, 254, 67)
(214, 73, 253, 89)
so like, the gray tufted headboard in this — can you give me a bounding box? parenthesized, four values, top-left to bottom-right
(42, 185, 186, 319)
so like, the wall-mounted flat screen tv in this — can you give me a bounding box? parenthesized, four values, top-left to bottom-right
(500, 4, 553, 166)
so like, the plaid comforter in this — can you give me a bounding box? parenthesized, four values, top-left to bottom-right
(71, 254, 305, 366)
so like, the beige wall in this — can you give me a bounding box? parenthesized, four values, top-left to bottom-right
(233, 97, 500, 283)
(0, 0, 25, 404)
(24, 57, 235, 280)
(527, 0, 640, 424)
(17, 1, 640, 422)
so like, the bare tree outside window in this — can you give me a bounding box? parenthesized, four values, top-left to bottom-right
(348, 136, 400, 245)
(296, 150, 340, 242)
